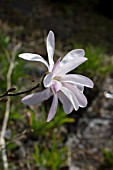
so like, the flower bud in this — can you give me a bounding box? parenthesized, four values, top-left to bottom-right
(25, 112, 32, 127)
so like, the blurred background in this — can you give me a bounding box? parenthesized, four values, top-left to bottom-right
(0, 0, 113, 169)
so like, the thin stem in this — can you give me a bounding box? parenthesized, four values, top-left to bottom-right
(0, 43, 21, 169)
(0, 83, 40, 98)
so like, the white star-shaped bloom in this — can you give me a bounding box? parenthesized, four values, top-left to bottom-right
(19, 31, 94, 122)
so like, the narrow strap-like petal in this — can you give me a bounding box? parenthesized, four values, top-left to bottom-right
(46, 31, 55, 71)
(52, 58, 61, 76)
(47, 94, 58, 122)
(60, 74, 94, 88)
(60, 86, 79, 111)
(57, 91, 73, 114)
(56, 54, 87, 76)
(21, 88, 51, 105)
(76, 85, 84, 92)
(19, 53, 49, 68)
(61, 49, 85, 65)
(43, 73, 53, 88)
(63, 83, 87, 108)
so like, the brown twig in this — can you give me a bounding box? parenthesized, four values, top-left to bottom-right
(0, 83, 40, 98)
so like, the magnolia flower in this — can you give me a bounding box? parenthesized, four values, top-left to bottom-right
(19, 31, 94, 122)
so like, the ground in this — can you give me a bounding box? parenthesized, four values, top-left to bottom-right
(0, 0, 113, 169)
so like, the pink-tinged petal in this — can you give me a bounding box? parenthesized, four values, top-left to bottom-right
(51, 80, 62, 93)
(56, 49, 86, 76)
(63, 83, 87, 108)
(52, 58, 61, 76)
(60, 86, 79, 111)
(47, 94, 58, 122)
(57, 91, 73, 114)
(76, 85, 84, 92)
(46, 31, 55, 71)
(60, 74, 94, 88)
(43, 73, 53, 88)
(19, 53, 49, 68)
(22, 88, 51, 105)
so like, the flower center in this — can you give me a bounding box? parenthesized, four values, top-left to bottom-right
(51, 80, 62, 93)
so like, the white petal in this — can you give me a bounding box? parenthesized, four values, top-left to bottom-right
(61, 49, 85, 65)
(60, 86, 79, 111)
(52, 58, 61, 76)
(46, 31, 55, 71)
(64, 83, 87, 108)
(47, 94, 58, 122)
(21, 88, 51, 105)
(19, 53, 49, 68)
(43, 73, 53, 88)
(57, 56, 87, 76)
(57, 91, 73, 114)
(60, 74, 94, 88)
(51, 80, 62, 93)
(76, 85, 84, 92)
